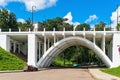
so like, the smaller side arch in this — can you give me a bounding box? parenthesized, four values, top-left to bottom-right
(37, 36, 113, 68)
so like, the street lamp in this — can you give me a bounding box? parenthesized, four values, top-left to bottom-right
(32, 6, 36, 25)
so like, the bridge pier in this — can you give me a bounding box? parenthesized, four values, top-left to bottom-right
(28, 34, 37, 67)
(111, 33, 120, 67)
(101, 34, 105, 53)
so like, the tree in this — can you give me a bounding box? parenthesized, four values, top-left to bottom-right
(17, 18, 33, 31)
(117, 23, 120, 31)
(95, 21, 106, 31)
(75, 23, 90, 31)
(0, 8, 17, 30)
(8, 12, 17, 29)
(41, 17, 73, 31)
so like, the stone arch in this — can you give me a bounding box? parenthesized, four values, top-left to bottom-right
(37, 36, 113, 68)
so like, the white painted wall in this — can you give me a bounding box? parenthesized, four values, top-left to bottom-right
(0, 35, 10, 51)
(112, 33, 120, 67)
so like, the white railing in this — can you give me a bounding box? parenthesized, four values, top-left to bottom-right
(0, 27, 116, 32)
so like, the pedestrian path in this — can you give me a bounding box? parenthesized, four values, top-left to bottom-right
(89, 68, 120, 80)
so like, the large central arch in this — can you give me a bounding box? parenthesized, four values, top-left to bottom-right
(37, 36, 113, 68)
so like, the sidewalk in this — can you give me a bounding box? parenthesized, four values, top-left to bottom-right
(89, 68, 120, 80)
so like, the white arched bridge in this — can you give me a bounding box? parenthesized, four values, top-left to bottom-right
(0, 28, 120, 68)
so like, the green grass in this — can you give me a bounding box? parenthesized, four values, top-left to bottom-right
(52, 57, 73, 67)
(101, 66, 120, 77)
(0, 47, 27, 71)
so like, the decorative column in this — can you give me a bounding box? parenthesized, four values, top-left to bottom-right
(44, 36, 46, 53)
(42, 43, 44, 55)
(52, 28, 56, 45)
(62, 27, 65, 38)
(28, 34, 37, 67)
(101, 27, 106, 53)
(47, 38, 50, 49)
(13, 42, 16, 53)
(93, 27, 96, 45)
(18, 44, 21, 53)
(38, 41, 41, 59)
(101, 34, 105, 53)
(83, 28, 86, 38)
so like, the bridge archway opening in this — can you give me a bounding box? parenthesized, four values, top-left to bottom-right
(51, 45, 103, 67)
(37, 37, 113, 68)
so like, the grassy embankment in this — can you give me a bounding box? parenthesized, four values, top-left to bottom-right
(101, 66, 120, 77)
(0, 47, 26, 71)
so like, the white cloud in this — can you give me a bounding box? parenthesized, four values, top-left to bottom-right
(63, 12, 80, 29)
(110, 6, 120, 30)
(0, 0, 57, 11)
(17, 18, 25, 23)
(64, 12, 72, 24)
(0, 0, 6, 6)
(85, 14, 98, 23)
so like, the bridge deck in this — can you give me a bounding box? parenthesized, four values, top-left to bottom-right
(0, 31, 116, 42)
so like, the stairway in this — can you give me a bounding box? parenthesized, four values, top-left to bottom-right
(11, 51, 27, 62)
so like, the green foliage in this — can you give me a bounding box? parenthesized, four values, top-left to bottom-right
(41, 17, 73, 31)
(101, 66, 120, 77)
(0, 47, 26, 70)
(52, 56, 73, 67)
(117, 23, 120, 31)
(52, 45, 103, 67)
(0, 8, 17, 30)
(17, 18, 33, 31)
(76, 23, 90, 31)
(95, 21, 106, 31)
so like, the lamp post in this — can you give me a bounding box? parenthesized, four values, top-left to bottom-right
(116, 5, 120, 31)
(32, 6, 36, 25)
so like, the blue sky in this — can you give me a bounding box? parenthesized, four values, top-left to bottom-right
(0, 0, 120, 28)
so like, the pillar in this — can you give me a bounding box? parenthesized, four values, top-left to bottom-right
(101, 34, 105, 53)
(0, 35, 10, 52)
(62, 27, 65, 38)
(47, 38, 50, 49)
(13, 42, 16, 53)
(54, 35, 56, 45)
(93, 35, 96, 45)
(93, 27, 96, 45)
(28, 34, 37, 67)
(83, 28, 86, 38)
(112, 33, 120, 67)
(44, 36, 46, 53)
(107, 40, 112, 61)
(18, 44, 21, 53)
(42, 43, 44, 55)
(38, 41, 41, 59)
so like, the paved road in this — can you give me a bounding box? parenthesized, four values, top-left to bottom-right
(0, 68, 98, 80)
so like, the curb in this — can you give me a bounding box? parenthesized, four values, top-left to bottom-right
(0, 70, 23, 73)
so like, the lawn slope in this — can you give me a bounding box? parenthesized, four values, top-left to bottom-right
(0, 47, 26, 71)
(101, 66, 120, 77)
